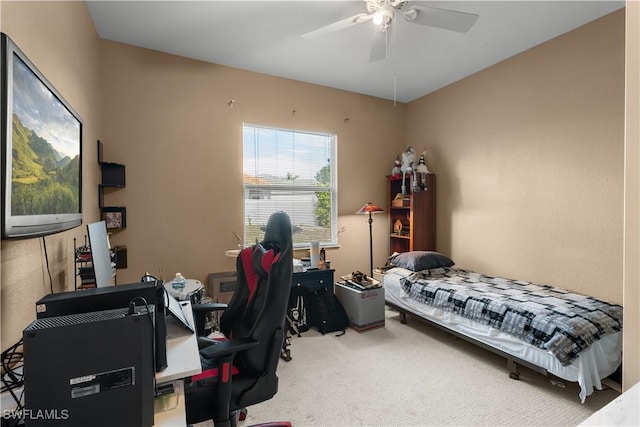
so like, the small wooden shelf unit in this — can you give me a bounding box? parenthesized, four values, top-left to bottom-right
(387, 174, 436, 254)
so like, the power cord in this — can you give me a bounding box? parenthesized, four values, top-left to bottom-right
(127, 297, 159, 398)
(1, 339, 24, 393)
(41, 236, 54, 294)
(1, 339, 25, 426)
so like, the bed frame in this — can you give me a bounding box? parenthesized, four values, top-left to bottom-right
(387, 300, 559, 381)
(386, 300, 623, 394)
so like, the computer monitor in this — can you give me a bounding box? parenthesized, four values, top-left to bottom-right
(35, 281, 168, 371)
(87, 220, 113, 288)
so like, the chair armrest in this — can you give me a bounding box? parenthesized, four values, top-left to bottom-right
(197, 336, 220, 349)
(192, 302, 227, 314)
(191, 303, 227, 336)
(199, 337, 259, 360)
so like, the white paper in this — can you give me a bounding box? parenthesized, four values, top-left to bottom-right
(310, 241, 320, 267)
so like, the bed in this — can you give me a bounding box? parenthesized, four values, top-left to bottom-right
(383, 252, 623, 403)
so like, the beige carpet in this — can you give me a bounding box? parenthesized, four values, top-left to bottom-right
(236, 307, 620, 427)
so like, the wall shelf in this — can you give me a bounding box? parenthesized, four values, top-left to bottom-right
(101, 206, 127, 229)
(97, 140, 128, 269)
(98, 140, 127, 230)
(100, 163, 126, 187)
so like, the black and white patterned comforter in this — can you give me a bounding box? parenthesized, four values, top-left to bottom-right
(400, 268, 623, 366)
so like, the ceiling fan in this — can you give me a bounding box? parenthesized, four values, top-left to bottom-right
(301, 0, 479, 62)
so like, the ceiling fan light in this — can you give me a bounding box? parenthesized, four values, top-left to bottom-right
(373, 11, 384, 26)
(373, 8, 393, 30)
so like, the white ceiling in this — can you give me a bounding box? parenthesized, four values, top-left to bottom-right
(86, 1, 624, 103)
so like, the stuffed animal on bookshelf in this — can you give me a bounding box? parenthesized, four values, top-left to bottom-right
(416, 152, 430, 190)
(400, 146, 415, 173)
(400, 146, 417, 194)
(391, 155, 402, 177)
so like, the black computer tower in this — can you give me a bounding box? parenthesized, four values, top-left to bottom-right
(34, 281, 168, 371)
(23, 307, 155, 427)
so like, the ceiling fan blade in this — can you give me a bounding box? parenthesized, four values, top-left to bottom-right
(403, 6, 479, 33)
(369, 26, 391, 63)
(301, 13, 372, 39)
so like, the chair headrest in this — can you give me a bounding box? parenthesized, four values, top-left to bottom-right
(260, 211, 293, 254)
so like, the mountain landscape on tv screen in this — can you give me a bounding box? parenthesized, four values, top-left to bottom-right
(11, 113, 79, 216)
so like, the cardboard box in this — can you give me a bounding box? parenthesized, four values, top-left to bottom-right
(334, 282, 385, 331)
(391, 198, 410, 207)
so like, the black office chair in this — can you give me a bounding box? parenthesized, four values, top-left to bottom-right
(184, 212, 293, 427)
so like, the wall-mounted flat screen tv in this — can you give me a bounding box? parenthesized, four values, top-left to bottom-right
(1, 33, 83, 239)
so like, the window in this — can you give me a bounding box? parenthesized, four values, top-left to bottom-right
(243, 124, 337, 249)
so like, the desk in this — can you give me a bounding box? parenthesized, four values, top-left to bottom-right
(291, 269, 334, 294)
(154, 301, 201, 427)
(285, 269, 334, 343)
(156, 301, 202, 384)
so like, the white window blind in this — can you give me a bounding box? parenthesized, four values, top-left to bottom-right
(243, 123, 337, 248)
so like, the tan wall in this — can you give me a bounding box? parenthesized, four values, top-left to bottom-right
(623, 0, 640, 391)
(99, 41, 405, 286)
(407, 10, 625, 305)
(0, 1, 103, 351)
(0, 2, 636, 392)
